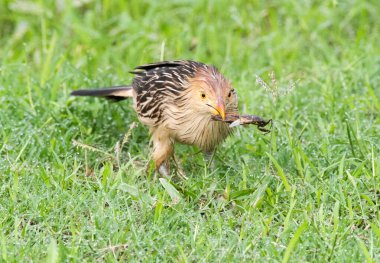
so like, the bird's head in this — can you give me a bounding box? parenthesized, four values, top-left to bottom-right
(187, 66, 238, 120)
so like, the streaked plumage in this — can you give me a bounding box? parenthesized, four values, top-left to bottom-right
(71, 60, 239, 175)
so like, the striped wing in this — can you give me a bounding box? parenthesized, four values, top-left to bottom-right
(131, 60, 202, 125)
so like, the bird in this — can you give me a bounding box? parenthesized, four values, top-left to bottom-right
(71, 60, 239, 176)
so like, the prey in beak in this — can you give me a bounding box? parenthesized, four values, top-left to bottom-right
(207, 97, 226, 120)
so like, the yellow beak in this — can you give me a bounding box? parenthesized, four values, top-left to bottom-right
(216, 98, 226, 120)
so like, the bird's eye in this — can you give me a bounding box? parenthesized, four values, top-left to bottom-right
(228, 89, 235, 97)
(201, 93, 206, 99)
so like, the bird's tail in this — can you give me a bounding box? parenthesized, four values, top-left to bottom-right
(70, 85, 133, 101)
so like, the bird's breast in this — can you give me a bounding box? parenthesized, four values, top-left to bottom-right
(166, 114, 232, 152)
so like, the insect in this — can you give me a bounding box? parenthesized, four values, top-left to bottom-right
(211, 114, 272, 133)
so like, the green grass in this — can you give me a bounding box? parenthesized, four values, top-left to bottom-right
(1, 0, 379, 261)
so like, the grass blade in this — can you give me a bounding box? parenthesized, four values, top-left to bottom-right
(282, 220, 308, 263)
(159, 178, 182, 204)
(356, 238, 374, 263)
(45, 238, 58, 263)
(267, 153, 291, 192)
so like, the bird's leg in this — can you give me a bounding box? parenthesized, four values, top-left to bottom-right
(151, 128, 173, 177)
(203, 149, 216, 169)
(172, 154, 188, 180)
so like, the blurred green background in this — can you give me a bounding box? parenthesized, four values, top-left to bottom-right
(1, 0, 379, 261)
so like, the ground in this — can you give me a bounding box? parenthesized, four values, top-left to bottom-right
(0, 0, 379, 262)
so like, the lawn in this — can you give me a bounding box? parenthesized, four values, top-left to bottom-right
(0, 0, 379, 262)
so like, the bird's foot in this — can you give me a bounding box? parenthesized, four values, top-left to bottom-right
(203, 151, 216, 170)
(158, 164, 170, 177)
(172, 155, 188, 180)
(175, 166, 188, 180)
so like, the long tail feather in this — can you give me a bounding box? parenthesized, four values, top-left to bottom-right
(71, 85, 133, 101)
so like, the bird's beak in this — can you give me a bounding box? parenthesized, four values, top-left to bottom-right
(207, 98, 226, 120)
(216, 98, 226, 120)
